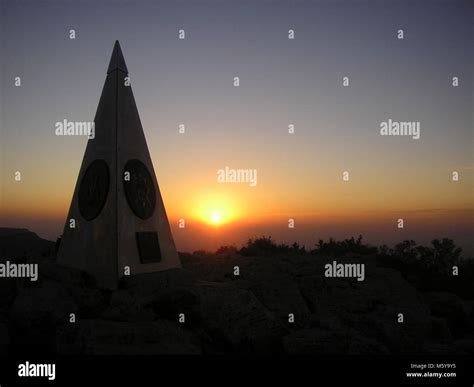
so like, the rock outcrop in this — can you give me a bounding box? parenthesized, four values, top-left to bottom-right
(0, 249, 472, 355)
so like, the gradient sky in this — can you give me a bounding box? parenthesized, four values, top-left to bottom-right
(0, 0, 472, 254)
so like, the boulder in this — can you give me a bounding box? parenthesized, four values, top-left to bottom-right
(428, 317, 452, 341)
(195, 281, 286, 353)
(0, 322, 8, 355)
(9, 281, 77, 353)
(236, 259, 311, 325)
(100, 269, 199, 324)
(100, 289, 156, 322)
(40, 262, 107, 317)
(282, 327, 390, 355)
(454, 339, 474, 355)
(423, 342, 460, 355)
(56, 319, 201, 355)
(0, 278, 17, 309)
(297, 258, 430, 353)
(185, 254, 311, 325)
(150, 288, 200, 326)
(118, 268, 195, 297)
(10, 281, 77, 329)
(425, 292, 470, 336)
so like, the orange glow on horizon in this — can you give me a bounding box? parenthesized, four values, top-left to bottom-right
(187, 191, 242, 227)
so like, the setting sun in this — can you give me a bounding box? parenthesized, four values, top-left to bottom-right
(206, 209, 226, 226)
(211, 214, 222, 224)
(186, 191, 242, 227)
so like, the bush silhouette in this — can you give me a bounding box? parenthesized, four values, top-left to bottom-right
(378, 238, 471, 298)
(215, 245, 238, 255)
(389, 238, 462, 274)
(239, 236, 306, 256)
(215, 235, 472, 298)
(311, 235, 377, 256)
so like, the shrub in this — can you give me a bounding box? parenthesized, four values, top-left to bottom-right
(311, 235, 377, 256)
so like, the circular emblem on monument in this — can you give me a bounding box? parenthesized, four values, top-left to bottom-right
(123, 159, 156, 219)
(78, 159, 110, 221)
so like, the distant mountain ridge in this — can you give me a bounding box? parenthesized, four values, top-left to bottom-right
(0, 228, 54, 259)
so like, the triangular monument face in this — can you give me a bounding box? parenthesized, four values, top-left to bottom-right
(57, 41, 181, 288)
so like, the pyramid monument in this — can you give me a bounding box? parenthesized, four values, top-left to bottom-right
(57, 41, 181, 288)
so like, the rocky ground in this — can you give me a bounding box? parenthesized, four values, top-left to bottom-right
(1, 243, 473, 355)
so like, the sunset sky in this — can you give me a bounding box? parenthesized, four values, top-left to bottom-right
(0, 0, 472, 254)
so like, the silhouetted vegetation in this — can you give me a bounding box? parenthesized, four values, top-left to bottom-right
(215, 245, 238, 255)
(237, 235, 378, 257)
(378, 238, 462, 273)
(311, 235, 377, 256)
(239, 236, 307, 257)
(377, 238, 473, 299)
(214, 235, 473, 299)
(192, 249, 214, 256)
